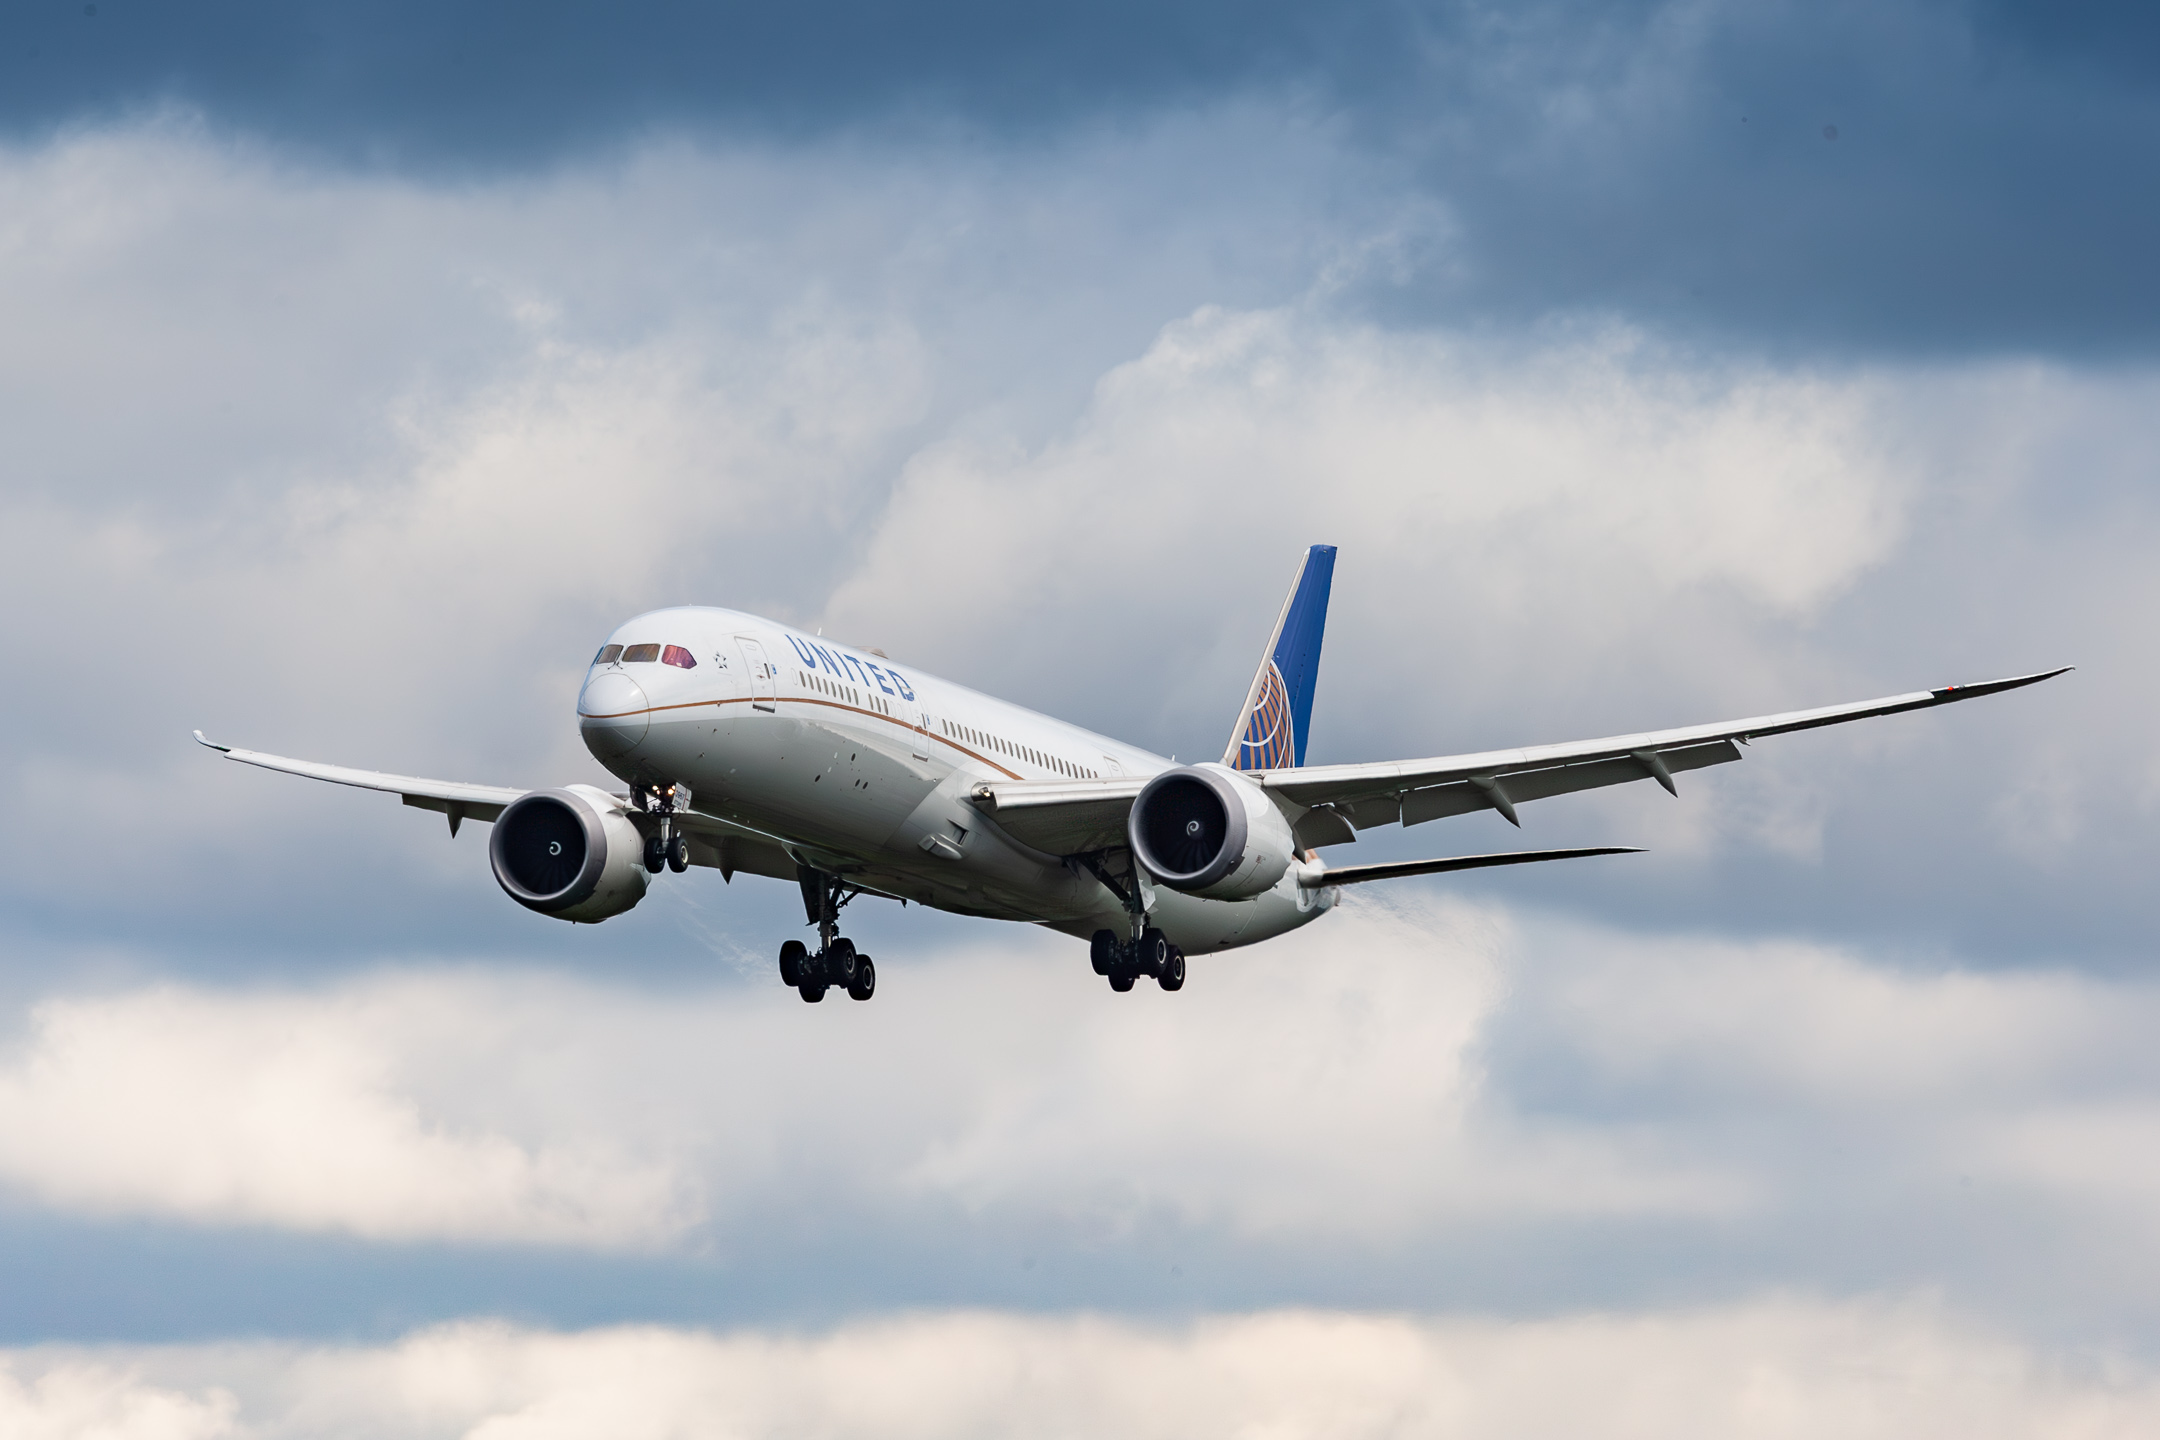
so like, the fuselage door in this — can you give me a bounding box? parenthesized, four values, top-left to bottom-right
(737, 636, 777, 711)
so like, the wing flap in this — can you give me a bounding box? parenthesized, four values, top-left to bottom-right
(1396, 739, 1742, 827)
(401, 794, 510, 825)
(968, 776, 1148, 855)
(674, 813, 801, 882)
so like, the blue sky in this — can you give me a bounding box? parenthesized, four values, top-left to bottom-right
(0, 3, 2156, 1435)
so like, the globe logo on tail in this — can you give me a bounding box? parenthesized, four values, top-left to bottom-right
(1237, 661, 1295, 771)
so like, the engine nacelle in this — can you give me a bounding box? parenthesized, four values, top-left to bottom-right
(489, 785, 651, 923)
(1128, 764, 1296, 900)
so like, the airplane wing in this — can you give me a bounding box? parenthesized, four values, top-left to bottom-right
(967, 776, 1149, 854)
(1263, 666, 2071, 834)
(970, 667, 2071, 852)
(194, 731, 525, 823)
(192, 731, 800, 881)
(671, 812, 802, 882)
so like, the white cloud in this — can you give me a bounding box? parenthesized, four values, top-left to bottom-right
(0, 1363, 233, 1440)
(890, 893, 1740, 1233)
(0, 984, 697, 1246)
(1503, 918, 2136, 1107)
(14, 1299, 2160, 1440)
(829, 308, 1909, 734)
(1482, 915, 2160, 1283)
(0, 899, 1736, 1246)
(0, 117, 2147, 968)
(7, 893, 2160, 1285)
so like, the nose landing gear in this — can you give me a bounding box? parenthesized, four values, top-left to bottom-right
(783, 866, 876, 1002)
(636, 783, 693, 874)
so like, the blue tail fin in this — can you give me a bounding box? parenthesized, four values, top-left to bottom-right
(1224, 544, 1336, 771)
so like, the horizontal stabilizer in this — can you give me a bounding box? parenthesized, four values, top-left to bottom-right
(1312, 845, 1643, 887)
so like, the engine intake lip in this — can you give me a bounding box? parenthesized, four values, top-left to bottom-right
(1129, 766, 1250, 892)
(491, 789, 609, 912)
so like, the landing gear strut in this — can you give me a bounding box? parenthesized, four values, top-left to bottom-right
(1078, 851, 1186, 993)
(635, 782, 693, 874)
(782, 865, 876, 1003)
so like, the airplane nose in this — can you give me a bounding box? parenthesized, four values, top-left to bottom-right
(578, 670, 650, 759)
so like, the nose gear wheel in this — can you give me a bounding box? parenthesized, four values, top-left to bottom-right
(635, 782, 692, 875)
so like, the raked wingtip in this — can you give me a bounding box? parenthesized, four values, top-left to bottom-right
(1931, 666, 2075, 702)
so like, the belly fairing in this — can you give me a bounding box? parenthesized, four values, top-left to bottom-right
(1043, 867, 1333, 953)
(657, 713, 931, 845)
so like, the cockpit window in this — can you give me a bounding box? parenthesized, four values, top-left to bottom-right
(620, 643, 661, 663)
(661, 644, 697, 669)
(593, 644, 624, 665)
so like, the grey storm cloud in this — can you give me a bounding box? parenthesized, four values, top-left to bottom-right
(7, 0, 2160, 353)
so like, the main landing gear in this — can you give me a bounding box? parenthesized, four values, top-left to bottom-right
(783, 866, 875, 1003)
(1091, 927, 1185, 992)
(1074, 851, 1185, 994)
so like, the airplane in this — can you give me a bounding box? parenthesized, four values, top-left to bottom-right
(196, 545, 2068, 1002)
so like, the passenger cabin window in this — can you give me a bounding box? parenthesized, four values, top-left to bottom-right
(594, 644, 624, 665)
(621, 643, 661, 663)
(661, 644, 697, 669)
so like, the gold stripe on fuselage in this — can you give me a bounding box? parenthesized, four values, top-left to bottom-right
(581, 690, 1024, 781)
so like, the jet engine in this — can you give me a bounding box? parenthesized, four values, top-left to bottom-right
(488, 785, 651, 923)
(1127, 764, 1296, 900)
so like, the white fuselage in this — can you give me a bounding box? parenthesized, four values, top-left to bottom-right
(576, 606, 1334, 952)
